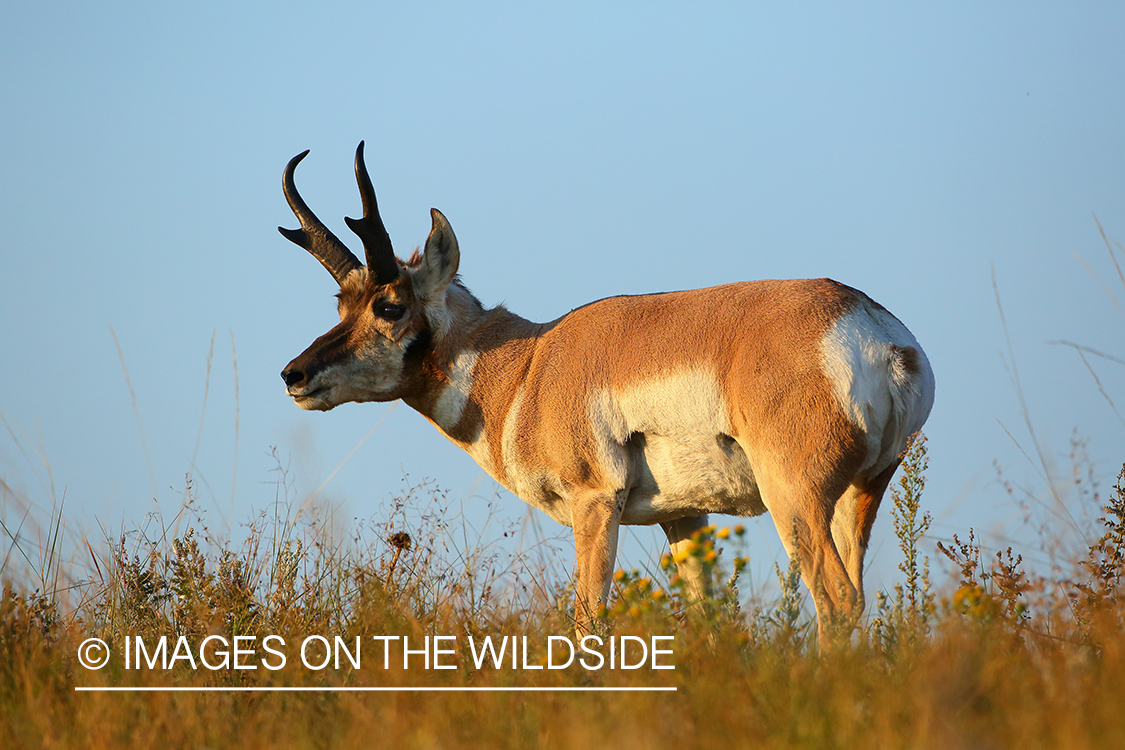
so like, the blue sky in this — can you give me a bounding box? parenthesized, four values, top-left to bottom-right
(2, 2, 1123, 604)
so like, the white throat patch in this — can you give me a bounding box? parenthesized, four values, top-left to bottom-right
(430, 349, 479, 432)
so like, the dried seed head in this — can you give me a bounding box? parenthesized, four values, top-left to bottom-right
(389, 532, 412, 551)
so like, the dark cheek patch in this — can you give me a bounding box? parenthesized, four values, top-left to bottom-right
(403, 327, 432, 363)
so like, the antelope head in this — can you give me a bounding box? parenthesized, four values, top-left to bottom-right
(279, 142, 460, 410)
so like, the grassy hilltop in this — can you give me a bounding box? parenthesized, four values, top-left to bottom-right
(3, 433, 1125, 749)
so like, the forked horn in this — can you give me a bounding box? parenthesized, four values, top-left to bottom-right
(279, 150, 363, 286)
(345, 141, 400, 285)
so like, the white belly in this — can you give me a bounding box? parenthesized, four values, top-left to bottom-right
(620, 432, 765, 524)
(485, 368, 767, 528)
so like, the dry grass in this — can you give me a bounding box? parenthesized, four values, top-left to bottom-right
(2, 432, 1125, 749)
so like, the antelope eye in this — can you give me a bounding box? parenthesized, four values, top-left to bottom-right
(375, 302, 406, 321)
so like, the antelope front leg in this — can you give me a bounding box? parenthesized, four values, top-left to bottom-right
(571, 490, 626, 637)
(661, 515, 714, 606)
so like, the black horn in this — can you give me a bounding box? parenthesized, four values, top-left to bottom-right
(344, 141, 400, 285)
(279, 150, 363, 286)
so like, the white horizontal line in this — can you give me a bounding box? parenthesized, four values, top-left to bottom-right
(75, 686, 676, 693)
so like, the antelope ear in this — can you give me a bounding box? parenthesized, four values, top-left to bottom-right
(413, 208, 460, 301)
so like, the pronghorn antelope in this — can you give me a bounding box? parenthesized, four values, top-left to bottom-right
(279, 142, 935, 643)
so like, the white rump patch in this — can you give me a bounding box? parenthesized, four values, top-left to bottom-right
(819, 302, 935, 473)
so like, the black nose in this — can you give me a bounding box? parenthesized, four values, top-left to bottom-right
(281, 368, 304, 387)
